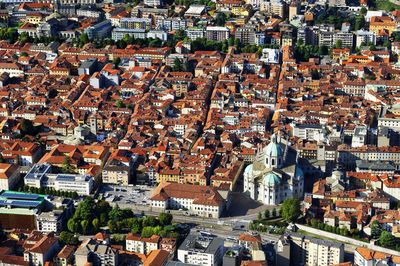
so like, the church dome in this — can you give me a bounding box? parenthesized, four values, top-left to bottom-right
(265, 134, 283, 157)
(295, 165, 304, 179)
(263, 173, 280, 185)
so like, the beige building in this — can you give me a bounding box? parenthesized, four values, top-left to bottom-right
(260, 0, 285, 18)
(0, 163, 20, 191)
(55, 245, 75, 266)
(125, 234, 160, 254)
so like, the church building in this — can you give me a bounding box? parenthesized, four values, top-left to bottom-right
(243, 133, 304, 205)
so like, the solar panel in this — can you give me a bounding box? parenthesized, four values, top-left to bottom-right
(0, 200, 40, 208)
(55, 175, 76, 181)
(11, 201, 40, 208)
(1, 193, 39, 200)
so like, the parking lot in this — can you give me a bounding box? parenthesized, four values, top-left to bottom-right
(98, 184, 155, 206)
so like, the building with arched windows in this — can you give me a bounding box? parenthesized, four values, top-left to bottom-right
(243, 134, 304, 205)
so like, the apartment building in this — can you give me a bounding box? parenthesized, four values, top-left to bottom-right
(289, 233, 344, 266)
(120, 17, 152, 30)
(177, 234, 224, 266)
(186, 27, 205, 40)
(125, 234, 160, 254)
(333, 32, 354, 48)
(260, 0, 284, 18)
(206, 26, 230, 41)
(157, 18, 187, 31)
(355, 30, 376, 47)
(235, 27, 256, 45)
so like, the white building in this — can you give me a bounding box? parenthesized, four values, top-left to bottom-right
(125, 234, 160, 254)
(290, 233, 344, 266)
(150, 182, 228, 218)
(354, 247, 399, 266)
(243, 133, 304, 205)
(144, 0, 161, 6)
(36, 211, 65, 233)
(293, 123, 325, 142)
(0, 163, 20, 191)
(177, 234, 224, 266)
(0, 62, 24, 77)
(260, 48, 280, 64)
(356, 30, 377, 47)
(352, 125, 368, 148)
(24, 163, 94, 195)
(186, 27, 205, 40)
(147, 30, 168, 41)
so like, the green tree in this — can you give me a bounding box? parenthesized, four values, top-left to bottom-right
(384, 41, 391, 48)
(159, 213, 173, 226)
(131, 219, 142, 234)
(20, 119, 35, 136)
(92, 218, 100, 232)
(141, 226, 154, 238)
(216, 13, 227, 26)
(109, 204, 124, 221)
(67, 219, 79, 233)
(264, 209, 270, 219)
(312, 69, 320, 80)
(112, 57, 121, 69)
(172, 58, 182, 72)
(76, 197, 95, 220)
(360, 6, 367, 15)
(371, 220, 382, 239)
(258, 212, 262, 220)
(78, 33, 89, 47)
(62, 155, 74, 174)
(100, 213, 108, 226)
(81, 220, 90, 234)
(116, 100, 124, 108)
(272, 208, 277, 217)
(142, 216, 158, 227)
(355, 15, 365, 31)
(280, 198, 301, 223)
(108, 220, 116, 233)
(379, 231, 396, 248)
(335, 39, 342, 49)
(59, 231, 79, 245)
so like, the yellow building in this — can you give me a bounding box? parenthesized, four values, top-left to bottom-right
(369, 16, 396, 35)
(25, 13, 44, 24)
(157, 169, 180, 183)
(332, 48, 350, 61)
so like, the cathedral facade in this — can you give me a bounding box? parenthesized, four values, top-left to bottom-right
(243, 134, 304, 205)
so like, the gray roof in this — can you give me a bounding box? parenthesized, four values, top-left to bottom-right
(178, 234, 223, 254)
(288, 232, 344, 249)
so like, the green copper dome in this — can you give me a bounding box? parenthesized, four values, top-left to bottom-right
(265, 134, 283, 157)
(263, 173, 280, 185)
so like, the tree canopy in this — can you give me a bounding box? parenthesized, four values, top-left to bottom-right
(280, 198, 301, 223)
(371, 220, 382, 239)
(379, 231, 396, 248)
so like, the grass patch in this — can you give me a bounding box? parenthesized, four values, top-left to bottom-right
(297, 229, 348, 245)
(371, 0, 400, 11)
